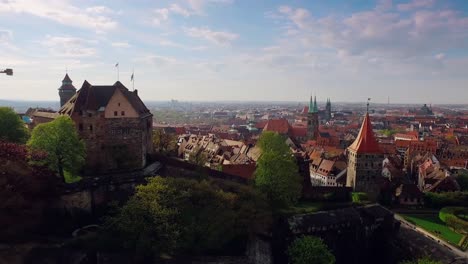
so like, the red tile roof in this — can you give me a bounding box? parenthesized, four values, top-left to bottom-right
(290, 126, 307, 137)
(263, 119, 291, 134)
(348, 113, 382, 154)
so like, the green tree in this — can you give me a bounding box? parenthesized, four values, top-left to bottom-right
(27, 116, 85, 181)
(0, 107, 28, 143)
(400, 257, 442, 264)
(104, 177, 271, 258)
(257, 131, 290, 153)
(254, 131, 301, 208)
(188, 146, 208, 167)
(288, 236, 335, 264)
(153, 129, 177, 154)
(457, 171, 468, 191)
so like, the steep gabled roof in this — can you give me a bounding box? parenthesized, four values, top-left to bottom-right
(58, 80, 151, 117)
(348, 113, 382, 154)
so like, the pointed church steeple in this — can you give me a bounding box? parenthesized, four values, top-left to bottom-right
(308, 95, 314, 113)
(311, 95, 318, 113)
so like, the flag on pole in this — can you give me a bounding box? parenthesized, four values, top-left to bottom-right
(131, 72, 134, 81)
(115, 62, 119, 67)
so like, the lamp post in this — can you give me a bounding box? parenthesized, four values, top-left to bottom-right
(0, 68, 13, 76)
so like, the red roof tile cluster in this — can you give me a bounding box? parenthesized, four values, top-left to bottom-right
(263, 118, 291, 134)
(348, 113, 382, 154)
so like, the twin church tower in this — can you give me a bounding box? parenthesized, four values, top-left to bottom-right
(306, 95, 332, 140)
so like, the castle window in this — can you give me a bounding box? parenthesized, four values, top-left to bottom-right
(78, 123, 83, 131)
(118, 102, 121, 107)
(89, 125, 93, 132)
(114, 111, 118, 116)
(121, 111, 125, 116)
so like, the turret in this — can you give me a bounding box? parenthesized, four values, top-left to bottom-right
(58, 73, 77, 107)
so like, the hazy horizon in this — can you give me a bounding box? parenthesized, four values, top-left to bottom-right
(1, 0, 468, 103)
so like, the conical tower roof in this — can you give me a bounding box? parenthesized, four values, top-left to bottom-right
(62, 73, 72, 83)
(348, 113, 381, 153)
(59, 73, 76, 91)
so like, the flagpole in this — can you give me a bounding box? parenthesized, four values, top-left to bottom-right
(117, 64, 119, 81)
(132, 68, 135, 91)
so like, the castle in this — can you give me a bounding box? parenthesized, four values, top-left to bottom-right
(58, 74, 153, 174)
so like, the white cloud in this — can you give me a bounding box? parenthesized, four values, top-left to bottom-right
(261, 2, 468, 79)
(169, 4, 191, 17)
(0, 29, 12, 43)
(86, 6, 121, 15)
(187, 0, 233, 14)
(278, 6, 311, 29)
(135, 54, 178, 67)
(112, 42, 131, 48)
(40, 35, 97, 57)
(0, 0, 117, 32)
(184, 27, 239, 46)
(397, 0, 435, 11)
(434, 53, 445, 60)
(152, 8, 170, 26)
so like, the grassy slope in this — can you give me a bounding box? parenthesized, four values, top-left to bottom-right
(402, 213, 463, 245)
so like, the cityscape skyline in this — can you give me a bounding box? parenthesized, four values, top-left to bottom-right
(1, 0, 468, 103)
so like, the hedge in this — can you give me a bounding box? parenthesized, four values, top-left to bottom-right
(439, 207, 468, 234)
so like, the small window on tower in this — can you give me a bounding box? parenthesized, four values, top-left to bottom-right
(121, 111, 125, 116)
(78, 123, 83, 131)
(118, 102, 121, 106)
(114, 111, 118, 116)
(89, 125, 93, 132)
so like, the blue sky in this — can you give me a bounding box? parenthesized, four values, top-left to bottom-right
(1, 0, 468, 103)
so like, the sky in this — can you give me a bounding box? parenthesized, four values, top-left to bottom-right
(1, 0, 468, 104)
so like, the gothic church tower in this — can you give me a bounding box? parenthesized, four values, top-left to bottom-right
(307, 96, 319, 140)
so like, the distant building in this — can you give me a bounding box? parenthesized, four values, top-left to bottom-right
(307, 96, 319, 140)
(58, 74, 77, 107)
(346, 113, 384, 200)
(59, 80, 153, 174)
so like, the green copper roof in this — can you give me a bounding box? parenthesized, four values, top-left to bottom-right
(308, 95, 318, 113)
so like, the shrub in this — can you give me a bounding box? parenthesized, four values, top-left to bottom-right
(439, 207, 468, 234)
(424, 192, 468, 209)
(288, 236, 335, 264)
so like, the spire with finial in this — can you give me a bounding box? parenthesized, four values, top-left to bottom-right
(312, 95, 318, 113)
(308, 94, 314, 113)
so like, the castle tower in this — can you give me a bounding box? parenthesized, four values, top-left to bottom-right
(307, 95, 319, 140)
(346, 113, 383, 200)
(58, 73, 77, 107)
(325, 98, 332, 121)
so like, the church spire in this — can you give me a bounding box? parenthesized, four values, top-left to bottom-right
(312, 95, 318, 113)
(308, 95, 314, 113)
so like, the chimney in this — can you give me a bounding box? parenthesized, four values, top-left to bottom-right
(134, 89, 138, 95)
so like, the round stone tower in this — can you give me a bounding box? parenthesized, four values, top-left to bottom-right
(58, 73, 77, 107)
